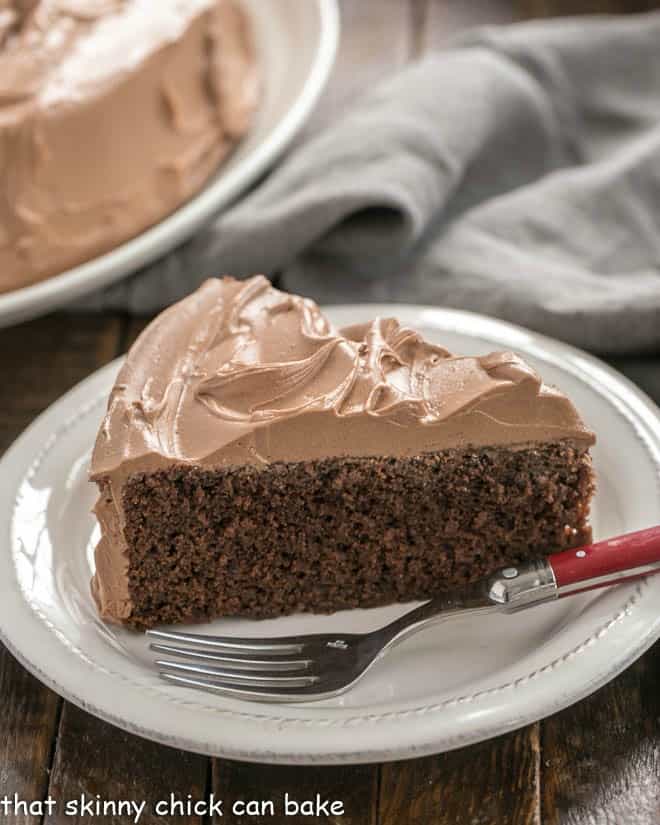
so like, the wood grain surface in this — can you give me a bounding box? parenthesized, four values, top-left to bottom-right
(213, 762, 379, 824)
(44, 706, 208, 825)
(1, 2, 659, 824)
(381, 727, 542, 825)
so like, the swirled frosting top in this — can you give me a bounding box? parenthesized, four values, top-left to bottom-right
(0, 0, 257, 292)
(0, 0, 233, 105)
(91, 276, 594, 481)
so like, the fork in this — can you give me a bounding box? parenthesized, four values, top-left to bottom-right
(148, 525, 660, 703)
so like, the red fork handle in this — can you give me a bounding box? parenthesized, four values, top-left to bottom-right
(549, 525, 660, 596)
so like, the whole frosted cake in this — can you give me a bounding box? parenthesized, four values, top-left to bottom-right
(0, 0, 257, 293)
(90, 276, 595, 628)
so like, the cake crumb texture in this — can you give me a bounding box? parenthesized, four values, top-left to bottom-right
(117, 442, 594, 629)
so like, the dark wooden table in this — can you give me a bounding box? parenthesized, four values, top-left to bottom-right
(2, 2, 659, 823)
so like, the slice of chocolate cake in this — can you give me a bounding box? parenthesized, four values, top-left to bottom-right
(90, 275, 595, 629)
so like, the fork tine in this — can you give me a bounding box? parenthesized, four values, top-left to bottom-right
(150, 642, 312, 672)
(146, 628, 305, 655)
(156, 658, 320, 688)
(159, 672, 330, 702)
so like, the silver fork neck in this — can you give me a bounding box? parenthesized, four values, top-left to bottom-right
(487, 559, 558, 612)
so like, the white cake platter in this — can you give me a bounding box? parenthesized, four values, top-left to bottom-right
(1, 306, 659, 764)
(0, 0, 339, 328)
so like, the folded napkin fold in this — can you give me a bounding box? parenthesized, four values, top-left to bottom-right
(80, 13, 660, 354)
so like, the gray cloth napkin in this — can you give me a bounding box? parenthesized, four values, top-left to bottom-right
(79, 13, 660, 355)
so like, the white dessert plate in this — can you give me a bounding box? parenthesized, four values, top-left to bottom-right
(0, 0, 339, 329)
(1, 306, 660, 765)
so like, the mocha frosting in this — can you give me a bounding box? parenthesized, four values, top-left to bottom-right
(0, 0, 257, 293)
(90, 275, 595, 621)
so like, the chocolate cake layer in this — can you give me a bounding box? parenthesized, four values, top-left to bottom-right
(106, 441, 593, 629)
(90, 275, 595, 627)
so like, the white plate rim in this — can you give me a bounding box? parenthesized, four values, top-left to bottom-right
(1, 305, 659, 765)
(0, 0, 340, 329)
